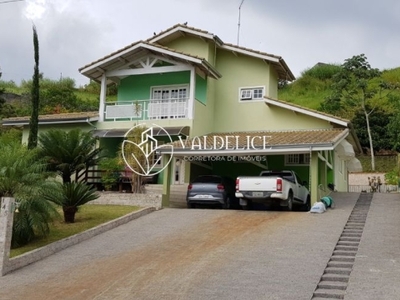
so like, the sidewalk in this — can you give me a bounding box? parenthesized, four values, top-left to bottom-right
(345, 192, 400, 300)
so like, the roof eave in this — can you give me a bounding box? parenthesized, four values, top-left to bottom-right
(159, 143, 337, 156)
(148, 25, 217, 44)
(2, 116, 99, 127)
(264, 97, 349, 127)
(80, 42, 221, 81)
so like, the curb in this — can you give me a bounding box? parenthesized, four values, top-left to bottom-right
(4, 206, 156, 275)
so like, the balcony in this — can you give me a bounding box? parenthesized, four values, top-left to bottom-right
(104, 98, 189, 121)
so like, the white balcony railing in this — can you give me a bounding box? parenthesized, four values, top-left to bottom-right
(104, 98, 189, 121)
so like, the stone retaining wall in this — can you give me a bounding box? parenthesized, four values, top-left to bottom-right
(91, 185, 188, 209)
(92, 191, 162, 209)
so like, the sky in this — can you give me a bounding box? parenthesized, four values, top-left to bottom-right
(1, 0, 400, 87)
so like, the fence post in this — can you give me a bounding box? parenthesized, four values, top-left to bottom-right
(0, 197, 15, 276)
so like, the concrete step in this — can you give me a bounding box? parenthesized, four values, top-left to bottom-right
(327, 261, 353, 269)
(324, 267, 352, 276)
(335, 245, 358, 251)
(337, 241, 359, 246)
(321, 274, 350, 282)
(333, 251, 357, 257)
(340, 232, 362, 237)
(318, 280, 348, 290)
(330, 256, 355, 262)
(346, 222, 365, 226)
(339, 236, 361, 242)
(313, 288, 345, 299)
(342, 229, 363, 233)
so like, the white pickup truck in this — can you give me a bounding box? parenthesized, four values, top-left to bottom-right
(235, 170, 311, 211)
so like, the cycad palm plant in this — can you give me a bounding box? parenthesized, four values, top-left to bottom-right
(45, 182, 99, 223)
(38, 129, 103, 183)
(0, 141, 59, 248)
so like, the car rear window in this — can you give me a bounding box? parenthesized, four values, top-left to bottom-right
(193, 176, 222, 184)
(261, 172, 294, 182)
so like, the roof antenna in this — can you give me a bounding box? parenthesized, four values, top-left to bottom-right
(237, 0, 245, 45)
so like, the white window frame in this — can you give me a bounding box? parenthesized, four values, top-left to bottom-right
(149, 84, 189, 119)
(239, 86, 265, 102)
(285, 154, 310, 166)
(151, 84, 189, 100)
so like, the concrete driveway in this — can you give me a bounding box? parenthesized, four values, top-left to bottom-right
(0, 193, 361, 300)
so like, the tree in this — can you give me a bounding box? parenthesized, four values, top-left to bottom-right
(27, 25, 40, 149)
(320, 54, 395, 171)
(98, 157, 123, 191)
(45, 182, 99, 223)
(387, 93, 400, 151)
(38, 129, 103, 183)
(120, 125, 150, 193)
(352, 106, 396, 153)
(38, 78, 78, 113)
(0, 140, 58, 247)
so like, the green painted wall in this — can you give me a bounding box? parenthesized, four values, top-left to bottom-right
(166, 36, 211, 61)
(191, 77, 216, 136)
(195, 74, 207, 104)
(186, 155, 310, 185)
(210, 48, 333, 133)
(118, 72, 190, 101)
(269, 67, 279, 99)
(267, 155, 309, 183)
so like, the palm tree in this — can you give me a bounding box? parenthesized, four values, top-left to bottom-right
(38, 129, 103, 183)
(45, 182, 99, 223)
(0, 141, 59, 247)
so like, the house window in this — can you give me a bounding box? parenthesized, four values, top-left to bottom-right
(152, 86, 188, 100)
(239, 86, 265, 101)
(149, 85, 189, 119)
(285, 154, 310, 166)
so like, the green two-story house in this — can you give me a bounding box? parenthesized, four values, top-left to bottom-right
(3, 23, 362, 205)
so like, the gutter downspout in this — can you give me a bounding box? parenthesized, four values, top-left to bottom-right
(86, 118, 97, 130)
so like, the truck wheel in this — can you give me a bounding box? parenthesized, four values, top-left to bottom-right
(286, 192, 293, 211)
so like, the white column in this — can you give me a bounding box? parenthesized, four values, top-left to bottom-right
(99, 74, 107, 122)
(188, 67, 196, 119)
(0, 197, 15, 276)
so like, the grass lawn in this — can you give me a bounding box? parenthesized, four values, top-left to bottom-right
(10, 204, 140, 258)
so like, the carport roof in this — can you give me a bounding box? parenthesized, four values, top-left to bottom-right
(161, 128, 349, 155)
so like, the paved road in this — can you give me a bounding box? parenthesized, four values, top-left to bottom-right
(0, 192, 371, 299)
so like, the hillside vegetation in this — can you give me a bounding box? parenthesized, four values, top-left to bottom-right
(278, 62, 400, 172)
(279, 63, 400, 110)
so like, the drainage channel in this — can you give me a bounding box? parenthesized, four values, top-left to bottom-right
(311, 192, 373, 300)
